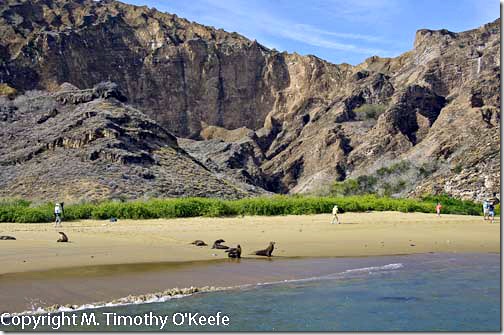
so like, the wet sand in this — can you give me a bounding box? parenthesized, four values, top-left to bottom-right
(0, 257, 396, 313)
(0, 212, 499, 313)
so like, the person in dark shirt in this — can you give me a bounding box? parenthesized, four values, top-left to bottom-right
(487, 193, 500, 224)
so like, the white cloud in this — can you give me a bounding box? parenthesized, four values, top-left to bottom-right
(292, 24, 389, 43)
(311, 0, 402, 23)
(273, 23, 392, 55)
(195, 0, 395, 55)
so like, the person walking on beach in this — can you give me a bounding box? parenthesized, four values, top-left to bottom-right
(488, 202, 496, 224)
(487, 193, 500, 224)
(436, 202, 442, 217)
(482, 199, 489, 220)
(331, 205, 340, 224)
(54, 202, 62, 227)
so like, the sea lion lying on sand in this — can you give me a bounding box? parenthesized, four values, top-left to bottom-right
(254, 242, 275, 257)
(57, 232, 69, 243)
(0, 236, 16, 240)
(191, 240, 207, 246)
(212, 239, 229, 249)
(225, 245, 241, 258)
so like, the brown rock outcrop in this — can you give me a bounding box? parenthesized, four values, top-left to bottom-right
(0, 82, 252, 201)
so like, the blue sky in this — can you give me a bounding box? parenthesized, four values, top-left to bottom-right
(124, 0, 498, 65)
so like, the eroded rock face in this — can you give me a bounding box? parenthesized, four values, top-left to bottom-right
(0, 0, 290, 138)
(183, 18, 500, 201)
(179, 137, 269, 195)
(0, 83, 253, 201)
(0, 0, 500, 201)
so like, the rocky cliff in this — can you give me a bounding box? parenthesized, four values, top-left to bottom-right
(0, 82, 256, 201)
(0, 0, 500, 201)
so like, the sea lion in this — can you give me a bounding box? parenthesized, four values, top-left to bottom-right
(225, 245, 241, 258)
(0, 236, 16, 240)
(212, 239, 229, 249)
(57, 232, 69, 243)
(254, 242, 275, 257)
(191, 240, 207, 246)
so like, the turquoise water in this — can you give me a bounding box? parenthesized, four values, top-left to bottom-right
(2, 253, 500, 331)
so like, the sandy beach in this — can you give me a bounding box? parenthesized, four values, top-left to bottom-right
(0, 212, 499, 313)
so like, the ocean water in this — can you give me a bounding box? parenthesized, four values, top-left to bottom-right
(2, 253, 500, 332)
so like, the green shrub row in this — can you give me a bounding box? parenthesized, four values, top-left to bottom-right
(0, 195, 494, 223)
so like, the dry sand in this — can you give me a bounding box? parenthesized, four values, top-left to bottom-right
(0, 212, 499, 313)
(0, 212, 499, 274)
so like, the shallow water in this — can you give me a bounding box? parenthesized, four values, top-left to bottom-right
(1, 253, 500, 331)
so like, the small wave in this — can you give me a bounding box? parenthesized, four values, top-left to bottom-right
(255, 263, 404, 287)
(343, 263, 403, 274)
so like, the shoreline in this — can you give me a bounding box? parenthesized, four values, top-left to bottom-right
(1, 252, 498, 315)
(1, 250, 500, 278)
(0, 212, 499, 313)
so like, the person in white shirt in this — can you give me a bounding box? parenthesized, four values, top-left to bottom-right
(482, 200, 489, 220)
(331, 205, 340, 224)
(54, 203, 62, 227)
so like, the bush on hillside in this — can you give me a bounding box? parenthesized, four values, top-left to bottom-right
(353, 104, 387, 120)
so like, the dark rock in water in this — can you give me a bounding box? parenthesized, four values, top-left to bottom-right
(0, 235, 16, 240)
(379, 296, 420, 302)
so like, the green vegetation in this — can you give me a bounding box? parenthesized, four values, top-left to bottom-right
(418, 162, 437, 178)
(381, 180, 407, 196)
(353, 104, 387, 120)
(0, 195, 493, 223)
(376, 161, 411, 176)
(452, 164, 463, 174)
(331, 177, 410, 197)
(331, 175, 378, 196)
(331, 161, 413, 197)
(329, 160, 442, 197)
